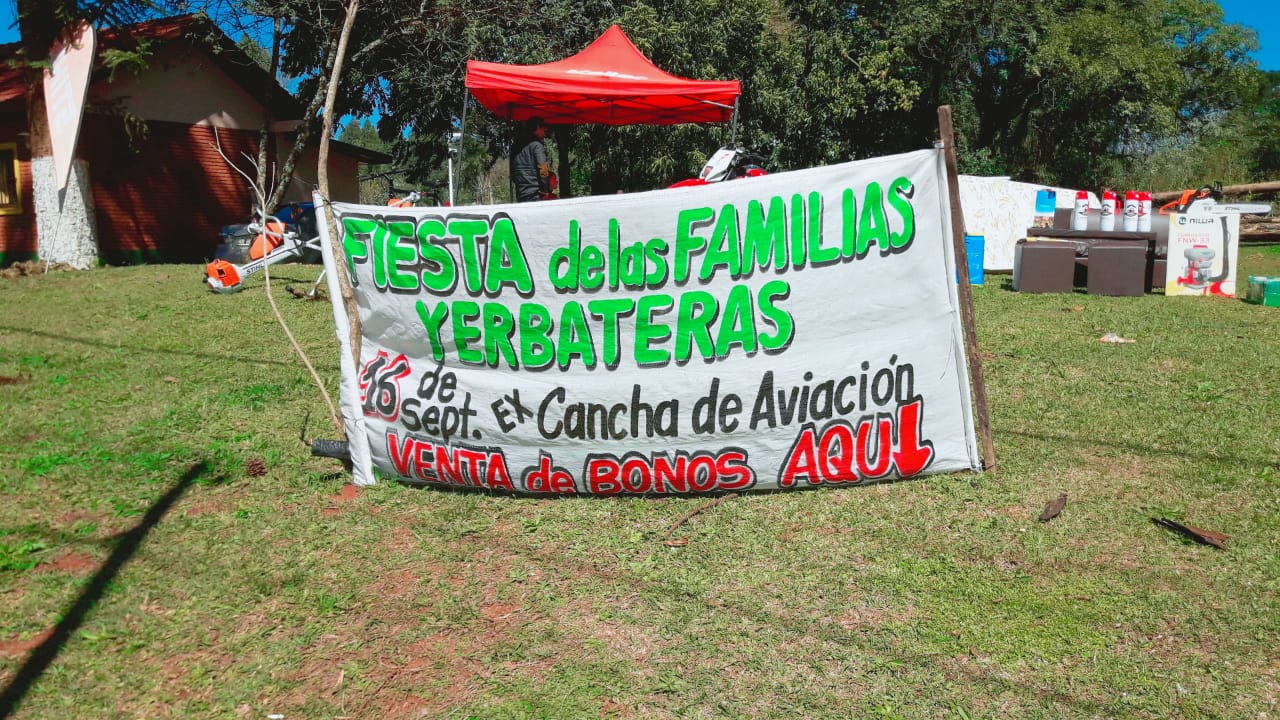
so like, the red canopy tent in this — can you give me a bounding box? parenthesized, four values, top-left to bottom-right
(459, 25, 742, 199)
(464, 25, 742, 126)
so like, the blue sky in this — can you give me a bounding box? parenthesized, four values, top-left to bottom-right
(0, 2, 1275, 69)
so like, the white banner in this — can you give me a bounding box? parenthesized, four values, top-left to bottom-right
(44, 21, 95, 194)
(319, 149, 982, 494)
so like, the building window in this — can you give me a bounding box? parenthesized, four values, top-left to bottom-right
(0, 143, 20, 215)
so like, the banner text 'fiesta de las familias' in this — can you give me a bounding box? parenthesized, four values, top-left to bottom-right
(319, 149, 982, 493)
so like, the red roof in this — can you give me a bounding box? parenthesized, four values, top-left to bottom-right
(465, 25, 741, 126)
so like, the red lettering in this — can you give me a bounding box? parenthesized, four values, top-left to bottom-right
(388, 432, 414, 477)
(652, 455, 687, 493)
(435, 444, 465, 484)
(778, 425, 820, 488)
(856, 415, 893, 479)
(586, 457, 621, 494)
(525, 454, 578, 494)
(715, 450, 755, 490)
(820, 423, 858, 482)
(486, 457, 514, 492)
(891, 400, 934, 477)
(688, 455, 717, 492)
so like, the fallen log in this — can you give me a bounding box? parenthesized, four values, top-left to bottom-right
(1152, 181, 1280, 203)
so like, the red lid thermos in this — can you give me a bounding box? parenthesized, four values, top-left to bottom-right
(1100, 189, 1116, 231)
(1072, 190, 1089, 231)
(1122, 190, 1140, 231)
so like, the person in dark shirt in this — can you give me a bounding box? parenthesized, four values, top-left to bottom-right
(510, 117, 552, 202)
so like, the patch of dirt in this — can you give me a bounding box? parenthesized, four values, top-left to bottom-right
(182, 486, 249, 518)
(55, 510, 110, 526)
(479, 602, 521, 621)
(322, 484, 361, 516)
(34, 551, 96, 575)
(0, 628, 54, 657)
(0, 261, 75, 278)
(384, 526, 418, 552)
(367, 568, 422, 600)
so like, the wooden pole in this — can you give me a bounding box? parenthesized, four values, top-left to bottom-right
(937, 105, 997, 471)
(317, 0, 362, 382)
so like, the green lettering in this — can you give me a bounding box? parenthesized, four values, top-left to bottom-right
(549, 221, 581, 291)
(757, 280, 794, 352)
(887, 177, 916, 249)
(341, 216, 376, 284)
(449, 219, 489, 293)
(519, 303, 555, 370)
(483, 302, 518, 368)
(452, 300, 483, 365)
(635, 294, 674, 366)
(701, 203, 741, 281)
(580, 243, 605, 290)
(841, 188, 859, 258)
(674, 206, 714, 283)
(385, 220, 418, 291)
(485, 217, 534, 294)
(556, 301, 595, 369)
(790, 194, 806, 270)
(715, 284, 758, 356)
(675, 290, 718, 363)
(414, 300, 449, 362)
(744, 197, 787, 274)
(416, 218, 456, 293)
(588, 297, 635, 368)
(805, 192, 838, 266)
(859, 182, 889, 254)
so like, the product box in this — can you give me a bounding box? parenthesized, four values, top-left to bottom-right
(1245, 275, 1280, 307)
(1163, 213, 1240, 297)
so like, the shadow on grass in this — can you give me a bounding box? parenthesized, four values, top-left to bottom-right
(1002, 428, 1278, 471)
(0, 461, 220, 719)
(0, 324, 305, 370)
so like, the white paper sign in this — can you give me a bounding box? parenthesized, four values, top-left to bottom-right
(320, 150, 982, 494)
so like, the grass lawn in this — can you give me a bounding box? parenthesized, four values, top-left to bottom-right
(0, 248, 1277, 719)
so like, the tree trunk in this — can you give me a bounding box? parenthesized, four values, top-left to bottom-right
(254, 16, 282, 213)
(318, 0, 362, 369)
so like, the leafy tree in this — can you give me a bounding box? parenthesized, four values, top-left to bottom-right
(847, 0, 1260, 187)
(266, 0, 1264, 199)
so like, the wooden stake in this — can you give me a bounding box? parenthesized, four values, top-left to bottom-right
(317, 0, 363, 387)
(937, 106, 997, 471)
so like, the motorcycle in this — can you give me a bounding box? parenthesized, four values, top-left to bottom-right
(669, 144, 767, 188)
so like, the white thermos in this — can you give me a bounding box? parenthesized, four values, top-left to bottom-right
(1138, 191, 1152, 232)
(1122, 190, 1139, 231)
(1100, 190, 1116, 231)
(1072, 190, 1089, 231)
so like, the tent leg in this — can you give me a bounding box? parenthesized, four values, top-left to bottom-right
(556, 126, 572, 199)
(456, 95, 470, 204)
(729, 98, 739, 146)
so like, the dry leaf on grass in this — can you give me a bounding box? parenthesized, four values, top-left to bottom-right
(1152, 517, 1229, 549)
